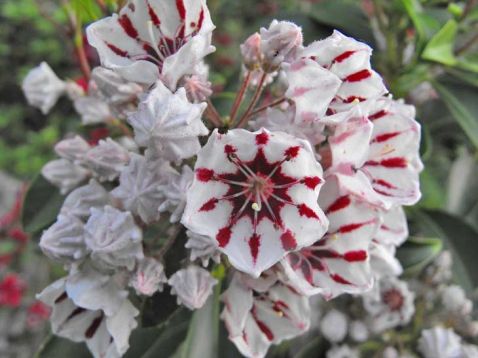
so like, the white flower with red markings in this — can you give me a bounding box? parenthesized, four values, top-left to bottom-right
(86, 0, 215, 89)
(301, 30, 387, 117)
(362, 98, 423, 206)
(363, 276, 415, 333)
(182, 128, 328, 277)
(37, 266, 138, 358)
(128, 81, 208, 162)
(281, 174, 380, 299)
(221, 274, 310, 358)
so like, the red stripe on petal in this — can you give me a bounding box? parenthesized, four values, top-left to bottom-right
(106, 43, 129, 57)
(196, 168, 214, 182)
(339, 222, 366, 234)
(333, 50, 355, 63)
(199, 198, 218, 212)
(251, 306, 274, 341)
(176, 0, 186, 20)
(118, 14, 138, 39)
(374, 179, 396, 189)
(331, 273, 353, 285)
(197, 8, 205, 30)
(369, 109, 388, 121)
(343, 96, 366, 103)
(147, 3, 161, 26)
(280, 230, 297, 250)
(366, 157, 407, 168)
(85, 314, 103, 339)
(373, 132, 401, 143)
(285, 146, 300, 158)
(345, 69, 372, 82)
(302, 176, 321, 190)
(326, 196, 351, 214)
(216, 227, 231, 247)
(343, 250, 368, 262)
(249, 233, 260, 263)
(255, 132, 269, 145)
(298, 204, 320, 220)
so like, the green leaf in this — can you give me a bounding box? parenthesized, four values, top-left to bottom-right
(414, 210, 478, 293)
(401, 0, 441, 44)
(35, 335, 90, 358)
(174, 284, 221, 358)
(396, 237, 442, 275)
(432, 76, 478, 148)
(422, 19, 458, 66)
(308, 0, 375, 45)
(126, 308, 192, 358)
(294, 337, 327, 358)
(21, 174, 64, 236)
(0, 241, 17, 255)
(70, 0, 102, 23)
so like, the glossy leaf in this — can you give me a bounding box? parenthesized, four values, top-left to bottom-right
(21, 174, 64, 236)
(422, 20, 458, 66)
(414, 210, 478, 292)
(433, 77, 478, 148)
(396, 237, 442, 275)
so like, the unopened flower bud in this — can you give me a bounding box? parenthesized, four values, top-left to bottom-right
(349, 320, 369, 342)
(320, 309, 348, 343)
(168, 265, 217, 310)
(39, 214, 86, 264)
(240, 32, 262, 70)
(22, 62, 66, 114)
(129, 258, 167, 296)
(42, 159, 90, 194)
(182, 75, 213, 103)
(260, 20, 303, 71)
(60, 179, 110, 219)
(84, 138, 130, 181)
(54, 135, 91, 163)
(84, 206, 143, 271)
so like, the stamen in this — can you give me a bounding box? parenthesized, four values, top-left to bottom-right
(252, 202, 261, 211)
(146, 21, 166, 61)
(270, 193, 296, 206)
(272, 179, 300, 189)
(215, 176, 252, 188)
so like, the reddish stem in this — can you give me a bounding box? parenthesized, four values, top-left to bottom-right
(236, 73, 267, 128)
(230, 71, 252, 122)
(249, 97, 287, 118)
(205, 99, 223, 127)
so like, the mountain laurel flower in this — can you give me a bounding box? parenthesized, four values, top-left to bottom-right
(37, 267, 139, 358)
(221, 275, 310, 358)
(185, 230, 221, 267)
(418, 327, 463, 358)
(260, 20, 303, 71)
(241, 32, 262, 70)
(86, 0, 216, 89)
(111, 153, 172, 224)
(363, 277, 415, 333)
(128, 81, 208, 162)
(84, 138, 131, 181)
(182, 128, 328, 277)
(301, 30, 387, 116)
(84, 206, 144, 271)
(60, 179, 111, 220)
(39, 214, 87, 265)
(129, 258, 167, 296)
(42, 159, 91, 195)
(22, 62, 66, 114)
(281, 174, 380, 299)
(54, 135, 91, 163)
(168, 265, 217, 310)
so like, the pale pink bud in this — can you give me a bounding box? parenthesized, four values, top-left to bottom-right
(240, 33, 262, 70)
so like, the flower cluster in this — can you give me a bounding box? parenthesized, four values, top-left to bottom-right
(22, 0, 425, 357)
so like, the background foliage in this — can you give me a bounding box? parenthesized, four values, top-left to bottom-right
(1, 0, 477, 356)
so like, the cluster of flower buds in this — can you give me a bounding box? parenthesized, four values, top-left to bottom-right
(22, 0, 427, 357)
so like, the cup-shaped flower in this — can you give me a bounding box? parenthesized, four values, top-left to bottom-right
(86, 0, 215, 89)
(182, 128, 328, 277)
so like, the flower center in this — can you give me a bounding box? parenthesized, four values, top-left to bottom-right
(248, 173, 274, 211)
(382, 288, 404, 311)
